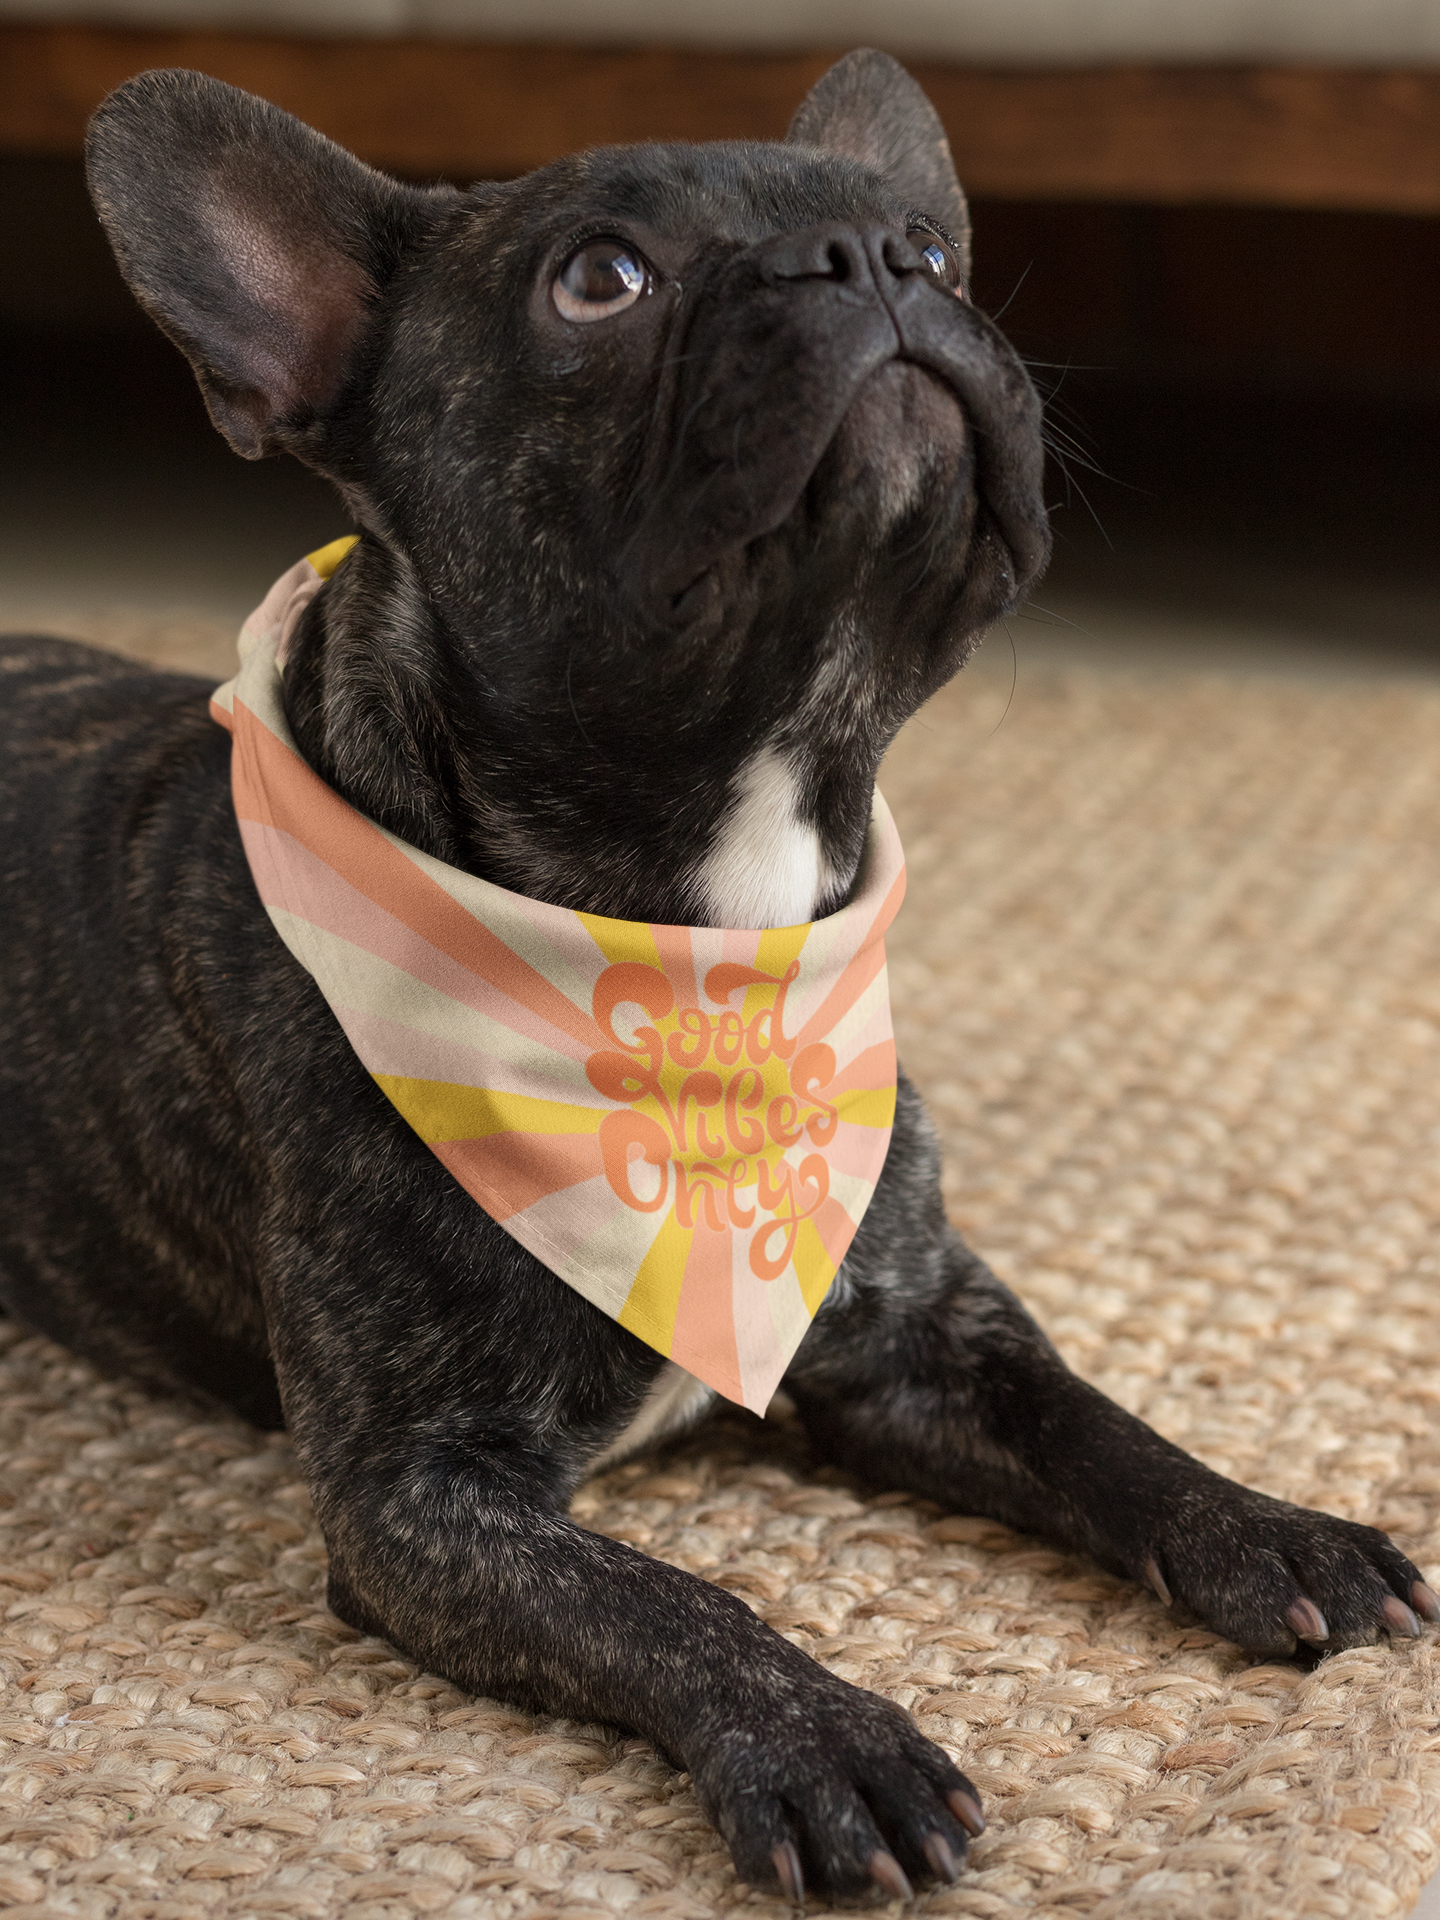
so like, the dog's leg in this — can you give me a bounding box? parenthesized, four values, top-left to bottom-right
(259, 1219, 982, 1901)
(786, 1071, 1435, 1656)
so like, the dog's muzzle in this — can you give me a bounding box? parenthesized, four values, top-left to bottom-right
(617, 220, 1050, 624)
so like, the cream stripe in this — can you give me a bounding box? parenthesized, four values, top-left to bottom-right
(730, 1240, 791, 1415)
(765, 1270, 813, 1392)
(821, 1160, 875, 1223)
(556, 1200, 673, 1324)
(688, 927, 732, 1007)
(505, 1175, 641, 1320)
(374, 825, 611, 1013)
(263, 910, 599, 1101)
(332, 1004, 608, 1110)
(825, 966, 894, 1064)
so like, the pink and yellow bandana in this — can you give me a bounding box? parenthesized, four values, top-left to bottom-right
(211, 539, 905, 1412)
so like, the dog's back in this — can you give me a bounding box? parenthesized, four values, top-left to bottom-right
(0, 637, 283, 1421)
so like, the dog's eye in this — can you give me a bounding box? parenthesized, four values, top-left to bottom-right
(907, 227, 962, 293)
(553, 240, 648, 322)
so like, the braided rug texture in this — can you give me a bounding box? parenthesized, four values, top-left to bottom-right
(1, 614, 1439, 1920)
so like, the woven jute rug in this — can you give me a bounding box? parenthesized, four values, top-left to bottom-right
(2, 605, 1439, 1920)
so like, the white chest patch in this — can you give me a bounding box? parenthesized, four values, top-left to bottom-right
(698, 744, 831, 929)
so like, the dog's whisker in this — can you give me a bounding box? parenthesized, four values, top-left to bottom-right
(986, 259, 1032, 321)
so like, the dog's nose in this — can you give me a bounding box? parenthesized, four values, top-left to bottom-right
(756, 223, 925, 295)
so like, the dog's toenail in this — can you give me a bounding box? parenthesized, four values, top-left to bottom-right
(923, 1831, 960, 1883)
(771, 1840, 804, 1905)
(1144, 1555, 1173, 1607)
(947, 1788, 985, 1836)
(1383, 1595, 1422, 1638)
(868, 1851, 913, 1901)
(1286, 1598, 1330, 1642)
(1411, 1581, 1440, 1624)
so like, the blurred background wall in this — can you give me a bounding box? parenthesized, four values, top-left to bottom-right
(1, 5, 1438, 666)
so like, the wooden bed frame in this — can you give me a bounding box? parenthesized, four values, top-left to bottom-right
(4, 21, 1440, 213)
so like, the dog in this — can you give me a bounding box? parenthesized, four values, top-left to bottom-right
(0, 50, 1432, 1904)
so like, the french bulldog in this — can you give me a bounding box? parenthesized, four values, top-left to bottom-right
(0, 50, 1432, 1903)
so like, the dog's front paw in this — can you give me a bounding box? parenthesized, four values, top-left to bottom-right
(1143, 1476, 1439, 1656)
(690, 1676, 982, 1901)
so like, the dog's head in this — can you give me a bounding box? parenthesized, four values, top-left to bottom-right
(87, 55, 1049, 924)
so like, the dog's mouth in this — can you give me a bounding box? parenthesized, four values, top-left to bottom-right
(635, 355, 975, 623)
(614, 239, 1050, 633)
(803, 356, 970, 532)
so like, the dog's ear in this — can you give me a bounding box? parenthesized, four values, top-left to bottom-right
(86, 69, 454, 459)
(786, 49, 970, 281)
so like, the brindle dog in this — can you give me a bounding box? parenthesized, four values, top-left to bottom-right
(0, 50, 1431, 1903)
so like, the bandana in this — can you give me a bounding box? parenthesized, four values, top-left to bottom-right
(211, 539, 904, 1413)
